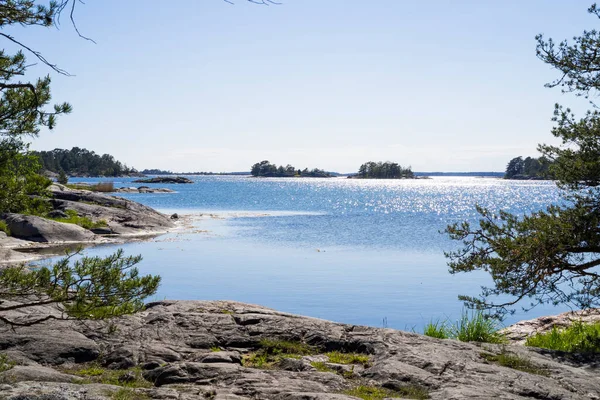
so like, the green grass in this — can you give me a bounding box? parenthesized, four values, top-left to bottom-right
(48, 209, 108, 230)
(111, 388, 149, 400)
(64, 364, 152, 388)
(0, 220, 9, 236)
(310, 361, 335, 373)
(343, 385, 429, 400)
(423, 310, 504, 344)
(0, 353, 15, 373)
(241, 339, 318, 369)
(325, 351, 370, 367)
(423, 319, 450, 339)
(525, 321, 600, 353)
(481, 351, 549, 376)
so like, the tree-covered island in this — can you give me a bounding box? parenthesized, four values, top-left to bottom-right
(504, 156, 553, 180)
(351, 161, 415, 179)
(35, 147, 140, 177)
(250, 160, 333, 177)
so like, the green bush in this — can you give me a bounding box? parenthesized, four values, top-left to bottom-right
(526, 321, 600, 353)
(423, 319, 450, 339)
(0, 220, 9, 236)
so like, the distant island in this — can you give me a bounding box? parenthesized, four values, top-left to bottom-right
(350, 161, 415, 179)
(133, 176, 194, 184)
(504, 156, 554, 180)
(35, 147, 141, 177)
(141, 169, 249, 176)
(250, 160, 333, 178)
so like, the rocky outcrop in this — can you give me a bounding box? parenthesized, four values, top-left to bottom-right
(133, 176, 194, 184)
(48, 184, 175, 235)
(0, 300, 599, 399)
(0, 213, 95, 242)
(502, 309, 600, 344)
(115, 186, 175, 193)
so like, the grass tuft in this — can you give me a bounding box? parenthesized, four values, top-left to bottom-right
(525, 321, 600, 353)
(64, 363, 152, 388)
(325, 351, 370, 367)
(0, 353, 15, 373)
(343, 385, 429, 400)
(424, 310, 504, 344)
(481, 351, 549, 376)
(48, 209, 108, 230)
(241, 339, 318, 369)
(111, 388, 149, 400)
(423, 319, 450, 339)
(311, 361, 335, 373)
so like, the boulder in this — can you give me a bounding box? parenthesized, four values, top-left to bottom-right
(0, 213, 95, 242)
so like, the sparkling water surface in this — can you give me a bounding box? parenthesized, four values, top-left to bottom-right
(56, 175, 568, 330)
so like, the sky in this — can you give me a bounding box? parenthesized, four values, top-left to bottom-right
(7, 0, 597, 172)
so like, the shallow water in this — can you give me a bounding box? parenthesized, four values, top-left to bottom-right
(50, 175, 573, 330)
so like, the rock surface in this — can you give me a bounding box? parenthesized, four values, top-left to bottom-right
(48, 184, 175, 235)
(0, 213, 96, 242)
(115, 186, 175, 193)
(0, 300, 599, 399)
(502, 308, 600, 344)
(133, 176, 194, 184)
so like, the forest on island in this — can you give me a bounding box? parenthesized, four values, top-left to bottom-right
(504, 156, 553, 179)
(250, 161, 332, 177)
(35, 147, 138, 177)
(355, 161, 414, 179)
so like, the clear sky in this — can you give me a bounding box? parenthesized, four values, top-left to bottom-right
(10, 0, 596, 172)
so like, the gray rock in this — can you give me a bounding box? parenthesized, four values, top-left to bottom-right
(1, 300, 600, 399)
(0, 213, 95, 242)
(47, 210, 68, 219)
(0, 365, 82, 384)
(133, 176, 193, 184)
(49, 184, 175, 235)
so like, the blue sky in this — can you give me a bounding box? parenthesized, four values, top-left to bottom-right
(11, 1, 596, 172)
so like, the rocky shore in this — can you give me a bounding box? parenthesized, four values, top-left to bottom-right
(0, 184, 176, 265)
(0, 300, 599, 399)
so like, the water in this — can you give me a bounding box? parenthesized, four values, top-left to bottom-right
(51, 175, 569, 330)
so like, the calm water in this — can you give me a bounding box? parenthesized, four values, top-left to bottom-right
(53, 176, 569, 330)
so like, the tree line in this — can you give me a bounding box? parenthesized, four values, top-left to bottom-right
(250, 160, 332, 177)
(504, 156, 553, 179)
(35, 147, 138, 177)
(356, 161, 414, 179)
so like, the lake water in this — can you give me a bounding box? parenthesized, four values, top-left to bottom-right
(53, 175, 570, 330)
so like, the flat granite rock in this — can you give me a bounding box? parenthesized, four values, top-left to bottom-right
(0, 300, 599, 399)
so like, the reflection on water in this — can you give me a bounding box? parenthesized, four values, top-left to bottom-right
(52, 176, 567, 330)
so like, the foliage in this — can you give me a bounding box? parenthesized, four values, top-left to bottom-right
(480, 351, 549, 376)
(423, 310, 503, 343)
(0, 138, 52, 214)
(0, 249, 160, 326)
(445, 4, 600, 317)
(504, 156, 553, 179)
(250, 160, 332, 177)
(47, 209, 107, 230)
(111, 388, 149, 400)
(0, 353, 15, 373)
(325, 351, 370, 367)
(343, 385, 429, 400)
(526, 321, 600, 353)
(36, 147, 137, 177)
(57, 169, 68, 184)
(356, 161, 414, 179)
(0, 220, 10, 236)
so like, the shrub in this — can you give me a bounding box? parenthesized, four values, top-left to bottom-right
(0, 220, 9, 236)
(48, 209, 108, 230)
(525, 321, 600, 353)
